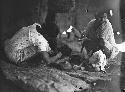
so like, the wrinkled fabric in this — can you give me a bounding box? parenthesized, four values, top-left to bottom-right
(86, 19, 115, 45)
(4, 23, 51, 63)
(97, 19, 116, 46)
(86, 18, 117, 59)
(89, 50, 107, 71)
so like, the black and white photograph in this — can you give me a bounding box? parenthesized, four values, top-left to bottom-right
(0, 0, 125, 92)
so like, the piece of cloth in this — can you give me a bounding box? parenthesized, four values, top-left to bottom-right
(89, 50, 107, 71)
(96, 19, 116, 46)
(86, 18, 115, 43)
(4, 23, 51, 63)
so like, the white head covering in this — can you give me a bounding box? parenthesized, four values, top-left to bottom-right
(89, 50, 107, 71)
(67, 25, 73, 32)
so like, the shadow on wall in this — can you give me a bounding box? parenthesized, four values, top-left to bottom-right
(1, 0, 48, 45)
(55, 0, 121, 34)
(1, 0, 121, 42)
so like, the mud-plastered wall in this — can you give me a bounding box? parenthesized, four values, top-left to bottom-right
(1, 0, 121, 43)
(55, 0, 121, 43)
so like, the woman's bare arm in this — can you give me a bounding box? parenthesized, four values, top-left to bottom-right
(41, 51, 62, 64)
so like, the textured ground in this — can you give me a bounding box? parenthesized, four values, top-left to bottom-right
(0, 52, 121, 92)
(0, 60, 89, 92)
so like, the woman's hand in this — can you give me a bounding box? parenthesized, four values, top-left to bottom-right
(56, 52, 62, 58)
(56, 57, 69, 64)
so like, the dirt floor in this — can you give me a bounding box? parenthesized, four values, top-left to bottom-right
(0, 52, 123, 92)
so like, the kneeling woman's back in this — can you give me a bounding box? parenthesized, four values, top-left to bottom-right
(4, 23, 51, 64)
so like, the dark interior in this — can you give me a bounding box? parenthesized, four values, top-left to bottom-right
(1, 0, 125, 92)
